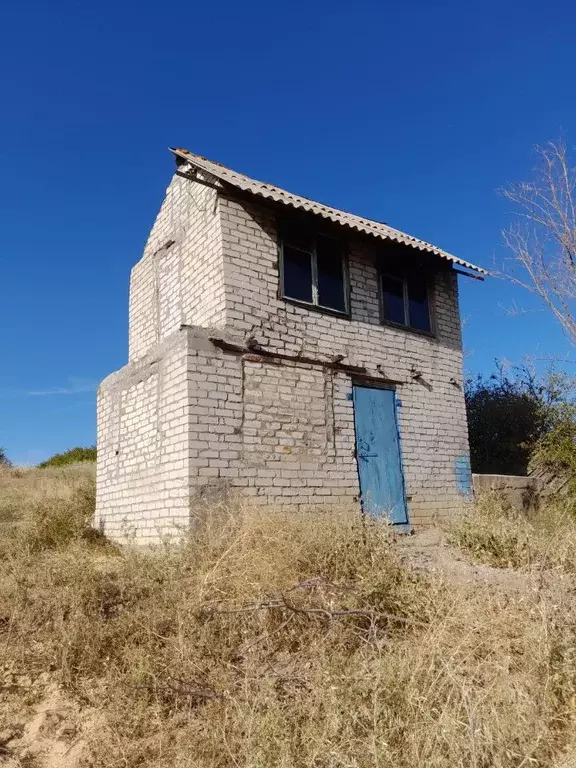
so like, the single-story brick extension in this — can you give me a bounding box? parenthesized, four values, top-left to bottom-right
(95, 149, 485, 542)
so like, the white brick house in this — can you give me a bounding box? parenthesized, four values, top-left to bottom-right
(96, 149, 485, 542)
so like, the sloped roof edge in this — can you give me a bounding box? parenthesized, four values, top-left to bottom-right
(169, 148, 486, 276)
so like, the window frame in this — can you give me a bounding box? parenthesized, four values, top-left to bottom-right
(278, 227, 351, 317)
(379, 269, 435, 336)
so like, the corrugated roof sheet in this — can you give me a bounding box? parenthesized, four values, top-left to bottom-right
(170, 148, 486, 275)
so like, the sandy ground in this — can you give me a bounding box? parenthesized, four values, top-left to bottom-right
(0, 684, 97, 768)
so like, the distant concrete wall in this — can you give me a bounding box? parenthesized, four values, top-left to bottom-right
(472, 474, 543, 510)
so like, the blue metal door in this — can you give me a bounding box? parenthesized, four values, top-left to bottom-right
(353, 386, 408, 524)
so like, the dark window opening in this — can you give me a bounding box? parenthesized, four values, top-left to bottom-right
(316, 235, 346, 312)
(381, 275, 406, 325)
(381, 270, 432, 333)
(407, 274, 431, 332)
(282, 246, 313, 303)
(280, 222, 348, 313)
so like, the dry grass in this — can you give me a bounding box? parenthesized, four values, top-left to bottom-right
(3, 470, 576, 766)
(0, 463, 95, 533)
(447, 490, 576, 571)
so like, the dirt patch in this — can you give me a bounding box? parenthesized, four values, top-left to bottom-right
(0, 684, 95, 768)
(397, 528, 539, 592)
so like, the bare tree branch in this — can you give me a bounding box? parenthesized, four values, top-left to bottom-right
(200, 592, 427, 628)
(500, 141, 576, 345)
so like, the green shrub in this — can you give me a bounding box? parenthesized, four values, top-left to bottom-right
(38, 445, 96, 468)
(531, 404, 576, 491)
(465, 368, 551, 474)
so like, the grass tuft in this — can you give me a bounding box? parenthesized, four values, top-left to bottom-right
(447, 490, 576, 570)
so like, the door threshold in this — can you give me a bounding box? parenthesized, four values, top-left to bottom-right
(392, 523, 413, 535)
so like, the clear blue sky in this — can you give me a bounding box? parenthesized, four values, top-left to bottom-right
(1, 0, 575, 465)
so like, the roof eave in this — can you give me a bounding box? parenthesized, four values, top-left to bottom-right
(169, 147, 487, 276)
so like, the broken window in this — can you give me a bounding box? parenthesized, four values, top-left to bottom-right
(279, 218, 348, 314)
(380, 269, 432, 333)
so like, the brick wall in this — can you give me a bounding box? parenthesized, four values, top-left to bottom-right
(97, 173, 472, 541)
(217, 193, 471, 525)
(128, 174, 226, 361)
(96, 331, 191, 542)
(180, 331, 360, 515)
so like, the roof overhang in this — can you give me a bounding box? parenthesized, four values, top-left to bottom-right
(170, 147, 487, 278)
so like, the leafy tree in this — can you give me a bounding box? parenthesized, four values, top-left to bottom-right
(531, 402, 576, 489)
(0, 447, 11, 467)
(465, 364, 561, 475)
(38, 445, 96, 468)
